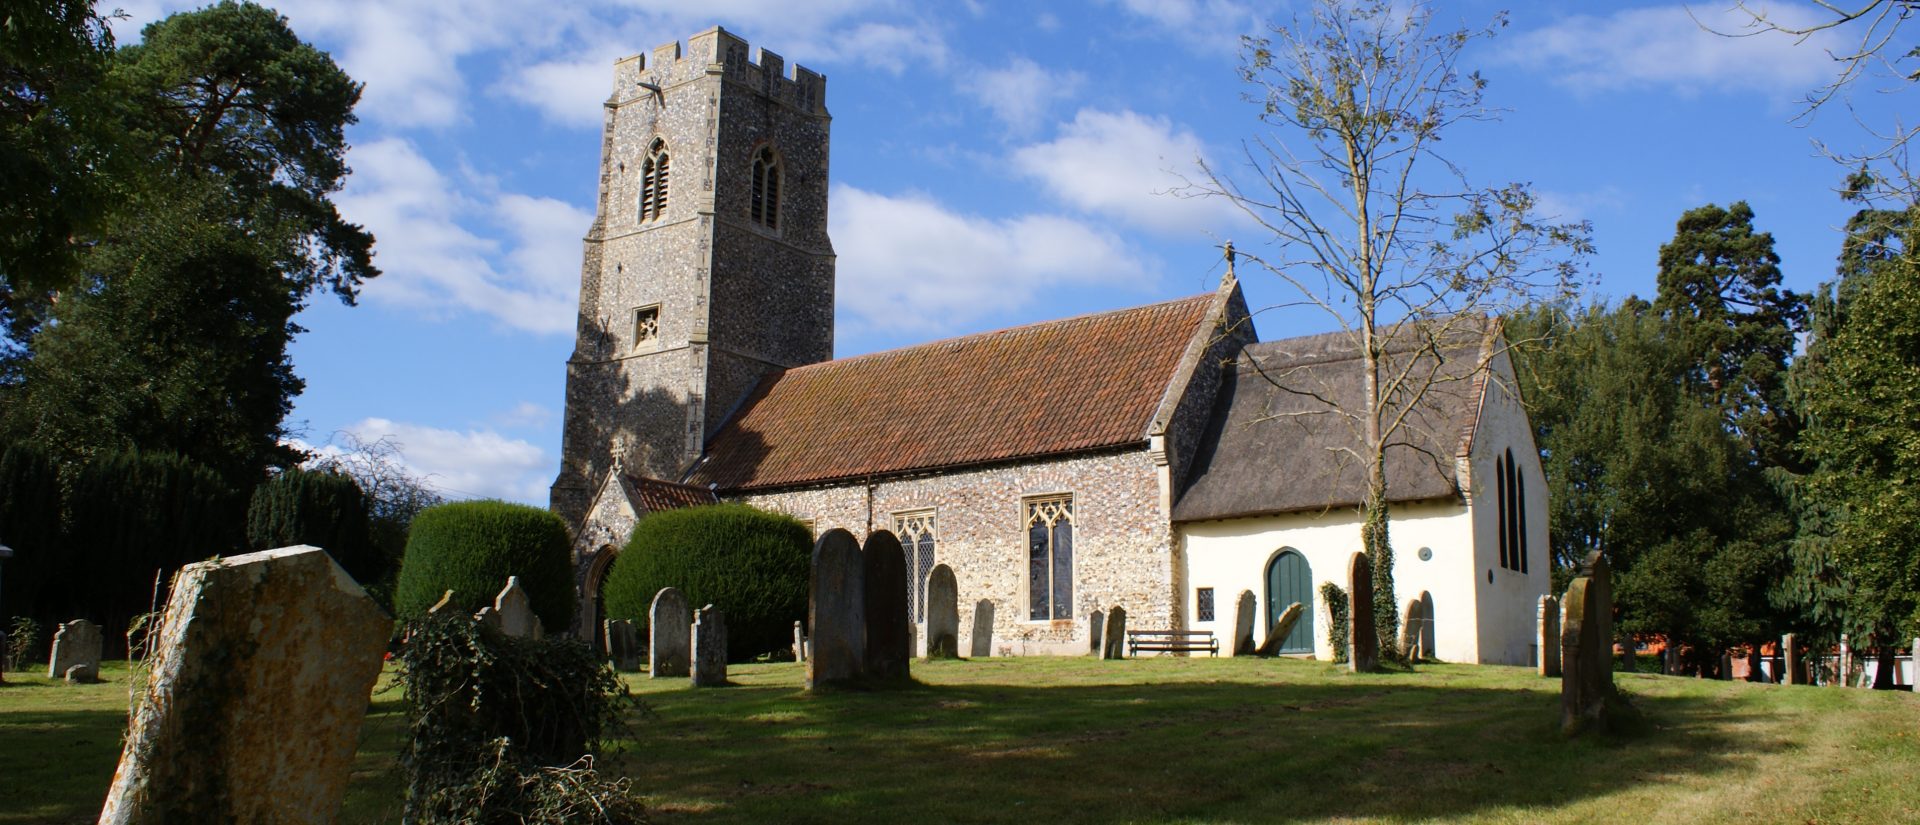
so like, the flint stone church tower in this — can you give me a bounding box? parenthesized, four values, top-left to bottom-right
(550, 27, 833, 527)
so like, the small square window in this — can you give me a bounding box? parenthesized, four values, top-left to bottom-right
(633, 306, 659, 347)
(1197, 587, 1215, 622)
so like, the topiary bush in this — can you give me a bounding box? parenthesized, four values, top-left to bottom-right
(602, 503, 810, 661)
(394, 501, 576, 633)
(247, 467, 380, 585)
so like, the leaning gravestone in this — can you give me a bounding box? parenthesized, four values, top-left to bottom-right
(1560, 551, 1618, 736)
(1102, 607, 1128, 659)
(691, 605, 727, 687)
(604, 619, 640, 672)
(1087, 609, 1105, 657)
(1231, 591, 1257, 656)
(47, 618, 102, 682)
(793, 621, 807, 663)
(649, 587, 692, 679)
(862, 530, 911, 681)
(925, 564, 960, 659)
(807, 529, 866, 689)
(1538, 595, 1561, 678)
(1255, 602, 1304, 657)
(969, 599, 995, 658)
(493, 577, 541, 639)
(98, 546, 390, 825)
(1399, 598, 1424, 661)
(1347, 553, 1378, 672)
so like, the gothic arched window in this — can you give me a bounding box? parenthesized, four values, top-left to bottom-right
(749, 145, 781, 229)
(639, 139, 669, 222)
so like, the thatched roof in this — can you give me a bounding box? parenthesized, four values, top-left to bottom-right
(1172, 324, 1492, 522)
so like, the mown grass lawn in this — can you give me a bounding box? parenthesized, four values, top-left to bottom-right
(4, 656, 1917, 824)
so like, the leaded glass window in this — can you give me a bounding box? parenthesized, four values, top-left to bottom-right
(1197, 587, 1215, 622)
(894, 510, 936, 622)
(1026, 496, 1073, 621)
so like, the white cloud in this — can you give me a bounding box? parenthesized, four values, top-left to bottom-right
(494, 402, 556, 430)
(962, 58, 1084, 132)
(339, 138, 589, 334)
(1105, 0, 1255, 48)
(303, 418, 553, 504)
(1012, 108, 1242, 235)
(1501, 5, 1849, 98)
(498, 53, 621, 130)
(1531, 185, 1626, 225)
(830, 184, 1154, 331)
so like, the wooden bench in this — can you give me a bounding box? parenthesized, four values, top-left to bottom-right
(1126, 629, 1219, 657)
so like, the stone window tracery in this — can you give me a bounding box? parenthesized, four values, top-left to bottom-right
(1025, 495, 1074, 621)
(633, 305, 659, 347)
(894, 510, 936, 622)
(750, 146, 781, 230)
(639, 139, 669, 222)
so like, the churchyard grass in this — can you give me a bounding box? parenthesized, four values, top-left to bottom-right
(4, 656, 1917, 823)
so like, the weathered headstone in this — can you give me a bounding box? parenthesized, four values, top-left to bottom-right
(807, 529, 866, 689)
(793, 621, 807, 663)
(427, 589, 456, 614)
(1783, 633, 1805, 685)
(492, 577, 542, 639)
(1347, 553, 1377, 672)
(691, 605, 727, 687)
(472, 607, 501, 631)
(969, 599, 995, 658)
(1231, 591, 1257, 656)
(1911, 639, 1918, 691)
(47, 619, 101, 683)
(1560, 551, 1618, 736)
(604, 619, 640, 672)
(1254, 602, 1304, 657)
(1102, 607, 1127, 660)
(1840, 634, 1852, 686)
(1537, 595, 1561, 678)
(1399, 598, 1424, 661)
(1087, 609, 1105, 657)
(862, 530, 911, 681)
(925, 564, 960, 659)
(1418, 591, 1436, 660)
(649, 587, 692, 679)
(98, 546, 390, 825)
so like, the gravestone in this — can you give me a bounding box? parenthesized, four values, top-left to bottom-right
(691, 605, 727, 687)
(793, 621, 807, 663)
(1347, 553, 1378, 672)
(969, 599, 995, 658)
(862, 530, 911, 681)
(1912, 639, 1918, 691)
(427, 590, 456, 614)
(47, 619, 102, 682)
(925, 564, 960, 659)
(493, 577, 542, 639)
(1102, 607, 1127, 660)
(1087, 609, 1105, 657)
(649, 587, 692, 679)
(1254, 602, 1304, 657)
(604, 619, 640, 672)
(1418, 591, 1436, 660)
(1783, 633, 1805, 685)
(472, 607, 501, 631)
(1399, 598, 1424, 661)
(1537, 595, 1561, 677)
(1559, 552, 1618, 736)
(807, 529, 866, 689)
(1231, 591, 1257, 656)
(97, 546, 389, 825)
(1840, 634, 1853, 685)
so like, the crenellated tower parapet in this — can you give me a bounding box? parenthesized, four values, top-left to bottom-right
(608, 28, 827, 116)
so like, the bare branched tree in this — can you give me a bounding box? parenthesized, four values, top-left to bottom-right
(304, 430, 445, 562)
(1188, 0, 1591, 664)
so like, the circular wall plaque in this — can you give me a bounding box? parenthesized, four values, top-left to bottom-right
(1417, 546, 1433, 562)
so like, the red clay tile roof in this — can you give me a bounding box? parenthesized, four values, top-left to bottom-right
(688, 294, 1218, 491)
(627, 475, 719, 512)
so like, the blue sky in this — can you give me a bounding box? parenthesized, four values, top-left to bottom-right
(107, 1, 1911, 504)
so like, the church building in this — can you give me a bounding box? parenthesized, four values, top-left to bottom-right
(550, 28, 1549, 665)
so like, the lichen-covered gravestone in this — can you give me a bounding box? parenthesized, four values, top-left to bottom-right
(492, 577, 541, 639)
(807, 529, 866, 690)
(925, 564, 960, 659)
(862, 530, 911, 681)
(1087, 609, 1105, 657)
(1231, 591, 1257, 656)
(690, 605, 727, 687)
(1347, 553, 1377, 672)
(1255, 602, 1304, 656)
(1560, 551, 1619, 736)
(1102, 607, 1127, 660)
(969, 599, 995, 658)
(604, 619, 640, 672)
(47, 618, 102, 682)
(98, 546, 390, 825)
(1538, 594, 1561, 678)
(649, 587, 691, 679)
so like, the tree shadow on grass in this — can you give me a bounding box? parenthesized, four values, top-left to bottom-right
(613, 675, 1795, 824)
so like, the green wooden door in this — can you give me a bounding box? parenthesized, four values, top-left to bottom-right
(1266, 550, 1315, 654)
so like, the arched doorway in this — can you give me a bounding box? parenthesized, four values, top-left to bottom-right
(1265, 549, 1315, 654)
(579, 545, 618, 652)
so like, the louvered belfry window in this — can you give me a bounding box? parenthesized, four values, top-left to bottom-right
(749, 146, 780, 229)
(639, 139, 669, 222)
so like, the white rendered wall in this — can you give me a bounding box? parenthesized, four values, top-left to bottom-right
(1462, 348, 1552, 666)
(1179, 500, 1485, 663)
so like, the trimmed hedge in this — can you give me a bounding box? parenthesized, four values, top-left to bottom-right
(394, 501, 576, 633)
(247, 467, 380, 585)
(602, 503, 811, 660)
